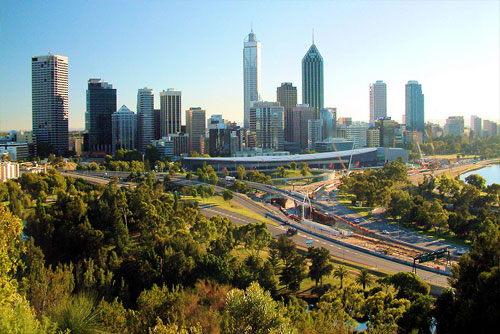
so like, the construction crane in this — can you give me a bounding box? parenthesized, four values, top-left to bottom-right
(424, 129, 439, 168)
(331, 140, 349, 172)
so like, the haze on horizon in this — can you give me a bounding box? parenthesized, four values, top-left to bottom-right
(0, 0, 499, 131)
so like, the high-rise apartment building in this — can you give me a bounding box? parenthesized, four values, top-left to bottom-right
(243, 30, 261, 129)
(276, 82, 297, 142)
(186, 107, 206, 154)
(249, 102, 284, 151)
(160, 89, 182, 137)
(302, 43, 324, 111)
(307, 119, 322, 150)
(483, 120, 498, 137)
(470, 116, 482, 138)
(137, 88, 155, 153)
(112, 105, 137, 152)
(405, 81, 425, 136)
(320, 108, 337, 139)
(291, 104, 318, 150)
(85, 79, 116, 153)
(443, 116, 464, 136)
(366, 128, 380, 147)
(376, 117, 400, 147)
(32, 54, 69, 154)
(369, 80, 387, 123)
(276, 83, 297, 142)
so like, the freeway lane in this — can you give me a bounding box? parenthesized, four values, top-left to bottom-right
(199, 204, 449, 287)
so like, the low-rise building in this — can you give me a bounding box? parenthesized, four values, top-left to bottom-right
(0, 142, 29, 161)
(1, 162, 20, 181)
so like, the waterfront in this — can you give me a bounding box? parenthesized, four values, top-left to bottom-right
(461, 164, 500, 186)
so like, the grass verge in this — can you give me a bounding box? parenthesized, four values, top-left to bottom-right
(183, 195, 274, 225)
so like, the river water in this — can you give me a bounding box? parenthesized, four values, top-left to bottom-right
(460, 165, 500, 186)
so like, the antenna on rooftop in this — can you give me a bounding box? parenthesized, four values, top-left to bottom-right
(312, 29, 314, 44)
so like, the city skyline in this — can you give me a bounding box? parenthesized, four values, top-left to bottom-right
(1, 0, 499, 131)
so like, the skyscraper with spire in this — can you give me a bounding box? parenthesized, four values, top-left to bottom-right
(302, 35, 324, 112)
(243, 28, 261, 129)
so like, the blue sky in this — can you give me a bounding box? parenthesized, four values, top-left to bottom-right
(1, 0, 499, 131)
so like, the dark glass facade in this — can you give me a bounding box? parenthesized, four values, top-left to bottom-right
(86, 79, 117, 153)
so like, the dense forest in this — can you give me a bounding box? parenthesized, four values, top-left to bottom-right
(1, 169, 499, 333)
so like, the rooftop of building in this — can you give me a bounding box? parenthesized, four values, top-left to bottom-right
(183, 147, 378, 164)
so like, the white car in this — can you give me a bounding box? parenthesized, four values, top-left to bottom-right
(382, 230, 389, 235)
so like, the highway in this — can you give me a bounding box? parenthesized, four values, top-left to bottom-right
(243, 180, 463, 253)
(198, 202, 448, 286)
(63, 170, 450, 286)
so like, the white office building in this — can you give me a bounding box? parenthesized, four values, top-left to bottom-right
(243, 30, 261, 129)
(369, 80, 387, 123)
(32, 54, 69, 153)
(160, 89, 182, 137)
(470, 115, 482, 138)
(249, 102, 284, 151)
(112, 105, 137, 152)
(137, 88, 155, 153)
(346, 124, 368, 148)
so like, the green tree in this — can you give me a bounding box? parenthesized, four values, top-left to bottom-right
(465, 173, 486, 191)
(333, 265, 349, 289)
(356, 268, 373, 291)
(223, 282, 296, 334)
(299, 162, 310, 176)
(48, 293, 107, 334)
(0, 205, 57, 334)
(276, 166, 286, 178)
(307, 247, 333, 287)
(435, 222, 500, 333)
(238, 223, 272, 257)
(223, 189, 234, 202)
(236, 166, 247, 180)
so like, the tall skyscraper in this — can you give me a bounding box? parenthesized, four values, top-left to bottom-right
(291, 104, 318, 150)
(470, 115, 482, 138)
(153, 109, 161, 140)
(160, 89, 182, 137)
(405, 81, 425, 136)
(112, 105, 137, 152)
(276, 82, 297, 142)
(186, 107, 206, 154)
(320, 108, 337, 139)
(243, 30, 261, 129)
(85, 79, 116, 153)
(369, 80, 387, 122)
(302, 43, 323, 111)
(137, 88, 155, 153)
(249, 102, 284, 151)
(32, 54, 69, 154)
